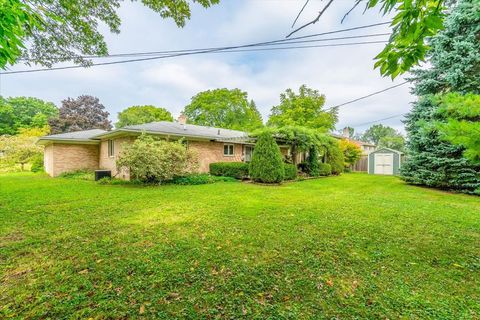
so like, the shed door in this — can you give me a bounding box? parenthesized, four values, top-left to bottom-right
(374, 153, 394, 175)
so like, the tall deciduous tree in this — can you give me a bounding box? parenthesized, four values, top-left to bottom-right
(0, 96, 58, 135)
(183, 88, 263, 131)
(48, 95, 112, 134)
(116, 105, 173, 128)
(401, 0, 480, 194)
(361, 124, 398, 145)
(267, 85, 337, 131)
(378, 135, 406, 153)
(1, 0, 219, 69)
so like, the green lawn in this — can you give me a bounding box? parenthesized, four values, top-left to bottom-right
(1, 173, 479, 319)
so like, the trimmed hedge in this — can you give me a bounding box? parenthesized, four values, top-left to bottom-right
(172, 173, 237, 185)
(284, 163, 297, 180)
(209, 162, 249, 179)
(318, 163, 332, 176)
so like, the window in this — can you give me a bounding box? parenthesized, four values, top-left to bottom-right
(223, 144, 234, 156)
(108, 140, 114, 157)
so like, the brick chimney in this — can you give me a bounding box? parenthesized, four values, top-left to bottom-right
(177, 113, 187, 125)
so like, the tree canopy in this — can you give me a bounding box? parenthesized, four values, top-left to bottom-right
(116, 105, 173, 128)
(361, 124, 399, 145)
(0, 0, 219, 69)
(49, 95, 112, 134)
(0, 96, 58, 135)
(267, 85, 337, 131)
(378, 135, 406, 153)
(183, 88, 263, 131)
(0, 126, 49, 171)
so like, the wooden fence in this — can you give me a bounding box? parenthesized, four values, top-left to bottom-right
(352, 155, 368, 172)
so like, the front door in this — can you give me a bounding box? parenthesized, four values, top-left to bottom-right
(374, 153, 394, 175)
(244, 146, 253, 162)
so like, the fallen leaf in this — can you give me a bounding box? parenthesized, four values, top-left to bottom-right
(326, 279, 334, 287)
(139, 304, 145, 314)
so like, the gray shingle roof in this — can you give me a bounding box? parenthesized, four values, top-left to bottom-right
(116, 121, 248, 140)
(40, 129, 107, 141)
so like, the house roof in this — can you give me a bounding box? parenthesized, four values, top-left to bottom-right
(93, 121, 249, 141)
(37, 129, 107, 144)
(37, 122, 376, 147)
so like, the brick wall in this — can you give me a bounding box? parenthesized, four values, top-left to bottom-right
(188, 141, 244, 172)
(45, 143, 99, 177)
(44, 144, 54, 176)
(99, 136, 134, 179)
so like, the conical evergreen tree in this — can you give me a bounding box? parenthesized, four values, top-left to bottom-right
(249, 131, 285, 183)
(401, 0, 480, 194)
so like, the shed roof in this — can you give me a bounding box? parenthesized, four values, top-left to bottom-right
(370, 147, 404, 155)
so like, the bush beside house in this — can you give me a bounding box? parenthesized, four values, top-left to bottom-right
(318, 163, 332, 176)
(249, 131, 285, 183)
(326, 139, 344, 175)
(116, 134, 198, 183)
(284, 163, 297, 180)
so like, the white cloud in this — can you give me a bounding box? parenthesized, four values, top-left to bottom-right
(2, 0, 413, 133)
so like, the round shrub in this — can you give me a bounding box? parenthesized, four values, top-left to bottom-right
(249, 131, 285, 183)
(284, 163, 297, 180)
(318, 163, 332, 176)
(209, 162, 249, 179)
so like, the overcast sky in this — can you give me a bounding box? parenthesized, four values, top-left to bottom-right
(0, 0, 414, 134)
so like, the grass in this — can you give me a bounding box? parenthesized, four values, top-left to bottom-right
(0, 173, 479, 319)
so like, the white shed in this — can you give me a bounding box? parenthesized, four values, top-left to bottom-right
(368, 147, 403, 175)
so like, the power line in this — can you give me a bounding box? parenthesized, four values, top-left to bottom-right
(325, 81, 409, 112)
(2, 21, 392, 75)
(349, 113, 407, 128)
(1, 40, 389, 75)
(24, 32, 389, 60)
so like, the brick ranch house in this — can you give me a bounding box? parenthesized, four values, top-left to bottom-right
(38, 117, 375, 178)
(38, 117, 289, 179)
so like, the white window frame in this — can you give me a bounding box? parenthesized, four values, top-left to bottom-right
(223, 144, 234, 157)
(108, 140, 114, 158)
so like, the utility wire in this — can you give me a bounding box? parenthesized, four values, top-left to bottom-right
(1, 40, 389, 75)
(325, 81, 409, 112)
(22, 32, 389, 60)
(349, 113, 407, 128)
(2, 21, 392, 75)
